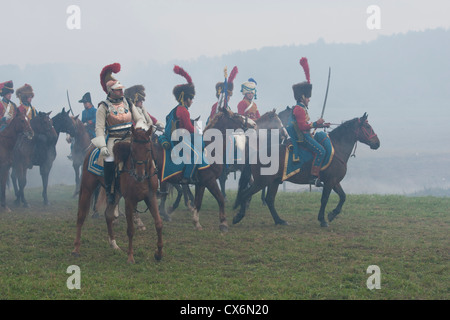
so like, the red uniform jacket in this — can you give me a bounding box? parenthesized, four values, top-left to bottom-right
(237, 99, 260, 120)
(292, 104, 312, 132)
(176, 105, 194, 133)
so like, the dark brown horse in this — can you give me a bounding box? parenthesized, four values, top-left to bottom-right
(233, 113, 380, 227)
(0, 112, 34, 212)
(152, 108, 255, 231)
(11, 111, 57, 207)
(72, 126, 163, 263)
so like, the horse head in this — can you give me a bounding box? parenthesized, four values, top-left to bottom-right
(11, 111, 34, 140)
(356, 113, 380, 150)
(52, 107, 76, 136)
(129, 126, 154, 182)
(206, 108, 256, 132)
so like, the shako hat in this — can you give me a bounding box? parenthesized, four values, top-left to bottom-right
(172, 65, 195, 104)
(16, 84, 34, 102)
(292, 57, 312, 101)
(124, 85, 146, 104)
(0, 80, 14, 96)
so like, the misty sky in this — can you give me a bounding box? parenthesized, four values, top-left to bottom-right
(2, 0, 449, 67)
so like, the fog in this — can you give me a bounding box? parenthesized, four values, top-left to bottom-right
(2, 28, 450, 195)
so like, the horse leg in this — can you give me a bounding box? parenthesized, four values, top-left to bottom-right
(218, 168, 227, 202)
(232, 182, 265, 225)
(318, 185, 333, 227)
(18, 166, 29, 208)
(124, 198, 136, 264)
(169, 184, 183, 214)
(91, 185, 101, 218)
(72, 182, 96, 256)
(261, 187, 267, 206)
(328, 182, 346, 223)
(144, 191, 163, 261)
(204, 180, 228, 232)
(11, 167, 20, 206)
(192, 184, 205, 230)
(0, 167, 11, 212)
(105, 200, 121, 251)
(73, 164, 80, 198)
(40, 164, 50, 205)
(158, 182, 171, 222)
(133, 209, 146, 231)
(183, 184, 194, 209)
(265, 182, 288, 225)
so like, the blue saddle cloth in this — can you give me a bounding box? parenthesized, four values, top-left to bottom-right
(87, 147, 104, 177)
(160, 137, 210, 182)
(282, 131, 334, 181)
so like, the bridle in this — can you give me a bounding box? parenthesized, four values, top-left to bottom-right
(351, 118, 378, 157)
(127, 134, 156, 182)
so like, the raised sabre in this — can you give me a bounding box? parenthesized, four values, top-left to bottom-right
(320, 67, 331, 119)
(66, 89, 75, 116)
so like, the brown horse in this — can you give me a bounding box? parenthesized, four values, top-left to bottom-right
(11, 111, 57, 207)
(72, 126, 163, 263)
(233, 113, 380, 227)
(68, 115, 92, 196)
(0, 112, 34, 212)
(152, 108, 255, 231)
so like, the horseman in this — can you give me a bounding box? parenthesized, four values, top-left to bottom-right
(124, 85, 164, 129)
(208, 66, 238, 124)
(91, 63, 147, 204)
(164, 65, 202, 184)
(16, 84, 38, 120)
(237, 78, 260, 121)
(78, 92, 97, 139)
(290, 57, 330, 187)
(0, 81, 18, 129)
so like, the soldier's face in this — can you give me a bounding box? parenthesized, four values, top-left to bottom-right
(26, 96, 33, 104)
(110, 89, 123, 99)
(5, 93, 12, 100)
(245, 92, 254, 101)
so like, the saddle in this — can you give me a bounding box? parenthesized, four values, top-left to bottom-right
(282, 131, 334, 181)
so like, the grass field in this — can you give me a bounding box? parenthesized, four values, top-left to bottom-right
(0, 185, 448, 300)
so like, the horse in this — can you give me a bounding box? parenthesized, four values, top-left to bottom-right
(11, 111, 57, 207)
(0, 112, 34, 212)
(51, 108, 76, 138)
(152, 108, 255, 231)
(233, 112, 380, 227)
(68, 115, 92, 196)
(72, 126, 163, 263)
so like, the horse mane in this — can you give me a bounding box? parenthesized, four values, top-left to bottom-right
(255, 109, 277, 125)
(328, 117, 359, 139)
(114, 141, 131, 164)
(205, 108, 234, 130)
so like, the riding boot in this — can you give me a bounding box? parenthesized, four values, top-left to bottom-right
(103, 161, 116, 205)
(310, 166, 323, 187)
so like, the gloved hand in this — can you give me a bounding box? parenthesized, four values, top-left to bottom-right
(66, 133, 72, 144)
(100, 146, 110, 157)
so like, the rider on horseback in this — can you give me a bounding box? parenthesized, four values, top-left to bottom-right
(237, 78, 261, 121)
(164, 65, 201, 185)
(208, 66, 238, 124)
(124, 85, 164, 130)
(91, 63, 147, 205)
(79, 92, 97, 140)
(16, 84, 38, 120)
(0, 81, 17, 129)
(291, 58, 330, 187)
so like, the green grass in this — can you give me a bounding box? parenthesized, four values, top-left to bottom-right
(0, 185, 448, 300)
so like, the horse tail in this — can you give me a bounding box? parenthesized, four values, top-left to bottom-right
(233, 164, 252, 210)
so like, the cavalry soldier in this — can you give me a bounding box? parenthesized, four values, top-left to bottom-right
(291, 57, 330, 187)
(164, 65, 201, 184)
(208, 66, 238, 123)
(91, 63, 147, 204)
(124, 85, 164, 129)
(79, 92, 97, 139)
(16, 84, 38, 120)
(0, 81, 18, 127)
(237, 78, 260, 121)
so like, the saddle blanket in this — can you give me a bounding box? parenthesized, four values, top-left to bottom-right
(161, 139, 210, 182)
(282, 131, 334, 181)
(87, 147, 104, 176)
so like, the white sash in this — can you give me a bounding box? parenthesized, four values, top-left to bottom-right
(244, 101, 254, 113)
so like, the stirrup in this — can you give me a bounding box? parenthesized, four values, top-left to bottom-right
(309, 177, 323, 188)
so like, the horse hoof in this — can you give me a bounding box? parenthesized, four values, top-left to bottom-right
(1, 206, 12, 213)
(219, 224, 229, 232)
(154, 252, 163, 261)
(71, 251, 80, 258)
(276, 220, 289, 226)
(127, 257, 135, 264)
(328, 211, 339, 222)
(320, 221, 329, 228)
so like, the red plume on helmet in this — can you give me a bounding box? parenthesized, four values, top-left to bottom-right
(228, 66, 238, 84)
(100, 63, 121, 93)
(299, 57, 310, 83)
(173, 65, 192, 84)
(292, 57, 312, 101)
(173, 65, 195, 102)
